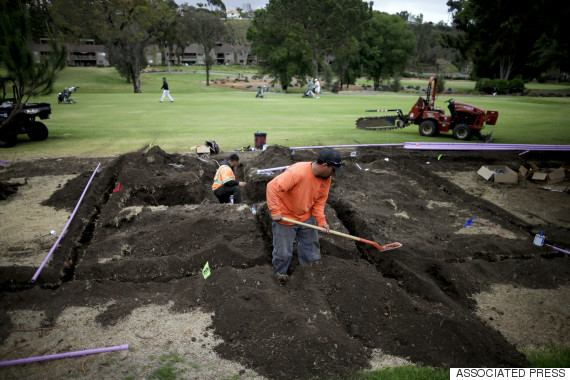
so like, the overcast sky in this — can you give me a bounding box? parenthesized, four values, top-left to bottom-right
(175, 0, 452, 24)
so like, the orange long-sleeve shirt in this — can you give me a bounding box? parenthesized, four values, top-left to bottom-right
(266, 162, 331, 226)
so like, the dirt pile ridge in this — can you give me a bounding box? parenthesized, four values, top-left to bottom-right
(0, 145, 568, 379)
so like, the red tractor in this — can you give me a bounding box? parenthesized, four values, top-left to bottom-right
(356, 77, 498, 142)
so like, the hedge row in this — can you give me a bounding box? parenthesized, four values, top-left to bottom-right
(475, 77, 526, 94)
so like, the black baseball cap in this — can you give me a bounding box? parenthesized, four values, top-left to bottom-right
(317, 148, 344, 173)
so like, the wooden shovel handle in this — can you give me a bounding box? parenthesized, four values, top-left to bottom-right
(280, 217, 402, 252)
(281, 217, 356, 240)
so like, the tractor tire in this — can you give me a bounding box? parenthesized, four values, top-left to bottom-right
(27, 121, 49, 141)
(419, 120, 438, 137)
(453, 124, 472, 141)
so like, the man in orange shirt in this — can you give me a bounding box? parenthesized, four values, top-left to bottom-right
(212, 154, 246, 203)
(266, 148, 343, 278)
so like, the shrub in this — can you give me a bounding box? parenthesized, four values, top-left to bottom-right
(509, 77, 526, 93)
(493, 79, 509, 94)
(475, 78, 493, 93)
(436, 75, 445, 94)
(475, 78, 508, 94)
(389, 76, 401, 92)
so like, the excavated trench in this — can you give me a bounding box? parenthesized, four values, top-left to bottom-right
(18, 145, 379, 288)
(0, 145, 568, 379)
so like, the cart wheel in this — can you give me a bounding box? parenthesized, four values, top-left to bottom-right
(27, 121, 49, 141)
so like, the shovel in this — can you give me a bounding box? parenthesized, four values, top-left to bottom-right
(281, 217, 402, 252)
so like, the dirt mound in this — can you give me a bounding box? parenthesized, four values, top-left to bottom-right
(0, 145, 568, 379)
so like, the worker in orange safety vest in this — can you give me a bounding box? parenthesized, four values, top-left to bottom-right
(212, 153, 246, 203)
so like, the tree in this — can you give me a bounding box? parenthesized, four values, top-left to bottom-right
(182, 8, 226, 86)
(225, 19, 251, 66)
(273, 0, 371, 80)
(247, 5, 311, 91)
(359, 12, 416, 90)
(403, 14, 436, 71)
(330, 38, 360, 89)
(154, 0, 181, 68)
(0, 0, 66, 129)
(448, 0, 520, 80)
(248, 0, 371, 87)
(236, 4, 254, 19)
(447, 0, 570, 80)
(50, 0, 175, 93)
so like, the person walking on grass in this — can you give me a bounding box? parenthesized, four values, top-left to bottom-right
(266, 148, 343, 282)
(160, 77, 174, 102)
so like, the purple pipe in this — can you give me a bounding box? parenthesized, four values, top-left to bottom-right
(257, 166, 289, 174)
(0, 344, 129, 367)
(546, 244, 570, 255)
(404, 142, 570, 151)
(291, 143, 404, 150)
(30, 163, 101, 283)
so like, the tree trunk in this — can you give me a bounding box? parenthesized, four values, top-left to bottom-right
(373, 76, 380, 91)
(167, 49, 171, 73)
(204, 45, 216, 86)
(308, 29, 319, 79)
(280, 72, 289, 92)
(312, 42, 319, 80)
(499, 56, 513, 80)
(132, 72, 141, 93)
(205, 57, 211, 86)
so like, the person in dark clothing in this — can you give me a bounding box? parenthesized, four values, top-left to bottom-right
(160, 77, 174, 102)
(212, 154, 246, 203)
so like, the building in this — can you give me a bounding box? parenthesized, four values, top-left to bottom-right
(31, 39, 256, 68)
(148, 43, 255, 66)
(226, 9, 240, 19)
(31, 38, 109, 67)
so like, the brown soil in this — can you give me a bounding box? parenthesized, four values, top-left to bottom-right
(0, 145, 568, 379)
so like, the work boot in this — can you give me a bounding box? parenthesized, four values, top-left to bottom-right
(275, 273, 288, 285)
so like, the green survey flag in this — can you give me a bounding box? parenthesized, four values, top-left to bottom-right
(202, 261, 211, 279)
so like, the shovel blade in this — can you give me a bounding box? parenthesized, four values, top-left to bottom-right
(361, 239, 402, 252)
(380, 242, 403, 251)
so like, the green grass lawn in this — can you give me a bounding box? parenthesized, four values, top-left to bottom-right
(4, 67, 570, 159)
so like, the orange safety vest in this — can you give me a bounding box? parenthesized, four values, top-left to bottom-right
(266, 162, 330, 226)
(212, 164, 235, 190)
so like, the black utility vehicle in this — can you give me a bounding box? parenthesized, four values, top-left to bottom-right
(0, 83, 51, 147)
